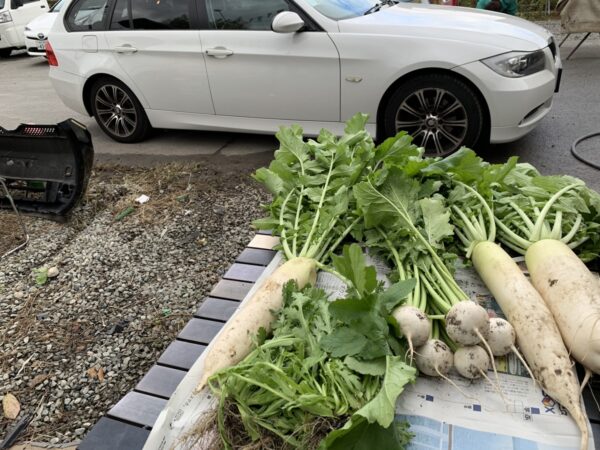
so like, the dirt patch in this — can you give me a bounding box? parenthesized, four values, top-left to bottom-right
(0, 214, 27, 257)
(0, 159, 271, 445)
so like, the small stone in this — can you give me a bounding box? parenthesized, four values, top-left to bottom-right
(47, 267, 60, 278)
(14, 291, 25, 299)
(50, 438, 59, 444)
(75, 428, 85, 435)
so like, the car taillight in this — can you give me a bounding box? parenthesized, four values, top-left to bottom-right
(45, 41, 58, 66)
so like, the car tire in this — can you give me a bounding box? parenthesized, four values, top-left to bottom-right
(90, 77, 152, 143)
(383, 73, 484, 157)
(0, 49, 13, 58)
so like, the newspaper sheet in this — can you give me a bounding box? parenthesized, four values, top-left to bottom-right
(143, 252, 594, 450)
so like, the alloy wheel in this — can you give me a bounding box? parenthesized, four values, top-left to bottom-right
(395, 88, 469, 156)
(94, 85, 138, 138)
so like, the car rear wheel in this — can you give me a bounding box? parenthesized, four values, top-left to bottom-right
(0, 49, 13, 58)
(90, 78, 151, 143)
(383, 73, 484, 157)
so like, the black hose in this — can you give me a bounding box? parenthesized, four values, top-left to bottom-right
(571, 131, 600, 170)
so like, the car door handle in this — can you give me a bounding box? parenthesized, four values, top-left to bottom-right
(206, 47, 234, 59)
(113, 45, 138, 54)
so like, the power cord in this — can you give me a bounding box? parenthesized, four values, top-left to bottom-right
(572, 132, 600, 170)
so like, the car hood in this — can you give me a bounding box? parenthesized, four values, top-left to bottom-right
(25, 13, 58, 36)
(338, 4, 552, 53)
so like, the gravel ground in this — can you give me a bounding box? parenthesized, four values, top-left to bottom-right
(0, 158, 270, 445)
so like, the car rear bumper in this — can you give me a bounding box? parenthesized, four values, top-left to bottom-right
(453, 48, 560, 144)
(49, 68, 88, 116)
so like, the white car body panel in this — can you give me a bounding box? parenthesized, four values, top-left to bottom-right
(0, 0, 48, 50)
(48, 0, 560, 145)
(145, 110, 376, 138)
(105, 31, 214, 115)
(199, 30, 340, 121)
(337, 4, 551, 52)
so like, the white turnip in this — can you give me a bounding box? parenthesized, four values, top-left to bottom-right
(454, 345, 489, 380)
(393, 305, 431, 360)
(416, 339, 476, 400)
(415, 339, 453, 377)
(487, 318, 515, 356)
(445, 301, 490, 346)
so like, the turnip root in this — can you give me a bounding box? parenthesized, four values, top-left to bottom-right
(196, 257, 317, 392)
(526, 239, 600, 378)
(445, 301, 502, 384)
(445, 301, 490, 346)
(488, 317, 537, 386)
(393, 305, 431, 360)
(487, 318, 515, 356)
(415, 339, 453, 377)
(416, 339, 476, 400)
(473, 241, 590, 450)
(454, 345, 489, 379)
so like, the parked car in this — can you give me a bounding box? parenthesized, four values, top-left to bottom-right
(47, 0, 562, 156)
(0, 0, 49, 57)
(24, 0, 63, 56)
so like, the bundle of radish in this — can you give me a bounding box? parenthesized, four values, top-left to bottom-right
(422, 149, 592, 450)
(490, 165, 600, 382)
(196, 115, 381, 392)
(352, 154, 501, 389)
(184, 245, 418, 450)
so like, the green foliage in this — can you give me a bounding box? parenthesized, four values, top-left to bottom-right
(209, 246, 416, 449)
(355, 356, 416, 428)
(428, 148, 600, 261)
(323, 244, 416, 361)
(33, 267, 48, 286)
(321, 416, 413, 450)
(253, 114, 378, 262)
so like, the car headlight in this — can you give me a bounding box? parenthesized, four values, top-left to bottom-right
(0, 11, 12, 23)
(25, 26, 31, 31)
(482, 50, 547, 78)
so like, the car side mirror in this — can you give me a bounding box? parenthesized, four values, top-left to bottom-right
(11, 0, 23, 9)
(272, 11, 305, 33)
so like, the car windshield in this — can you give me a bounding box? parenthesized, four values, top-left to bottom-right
(50, 0, 65, 12)
(303, 0, 384, 20)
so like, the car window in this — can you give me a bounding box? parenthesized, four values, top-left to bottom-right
(304, 0, 380, 20)
(205, 0, 289, 30)
(66, 0, 110, 31)
(130, 0, 190, 30)
(50, 0, 65, 12)
(110, 0, 130, 29)
(0, 0, 5, 9)
(23, 0, 40, 4)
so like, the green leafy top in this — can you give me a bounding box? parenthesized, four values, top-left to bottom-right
(421, 147, 600, 261)
(353, 163, 467, 315)
(320, 245, 417, 362)
(493, 166, 600, 260)
(253, 114, 378, 263)
(207, 245, 416, 450)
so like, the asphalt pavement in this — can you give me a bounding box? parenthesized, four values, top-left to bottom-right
(0, 38, 598, 190)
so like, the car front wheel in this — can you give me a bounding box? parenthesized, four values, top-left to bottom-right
(383, 73, 485, 156)
(90, 78, 151, 143)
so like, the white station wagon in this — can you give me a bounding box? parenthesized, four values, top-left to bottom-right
(47, 0, 562, 156)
